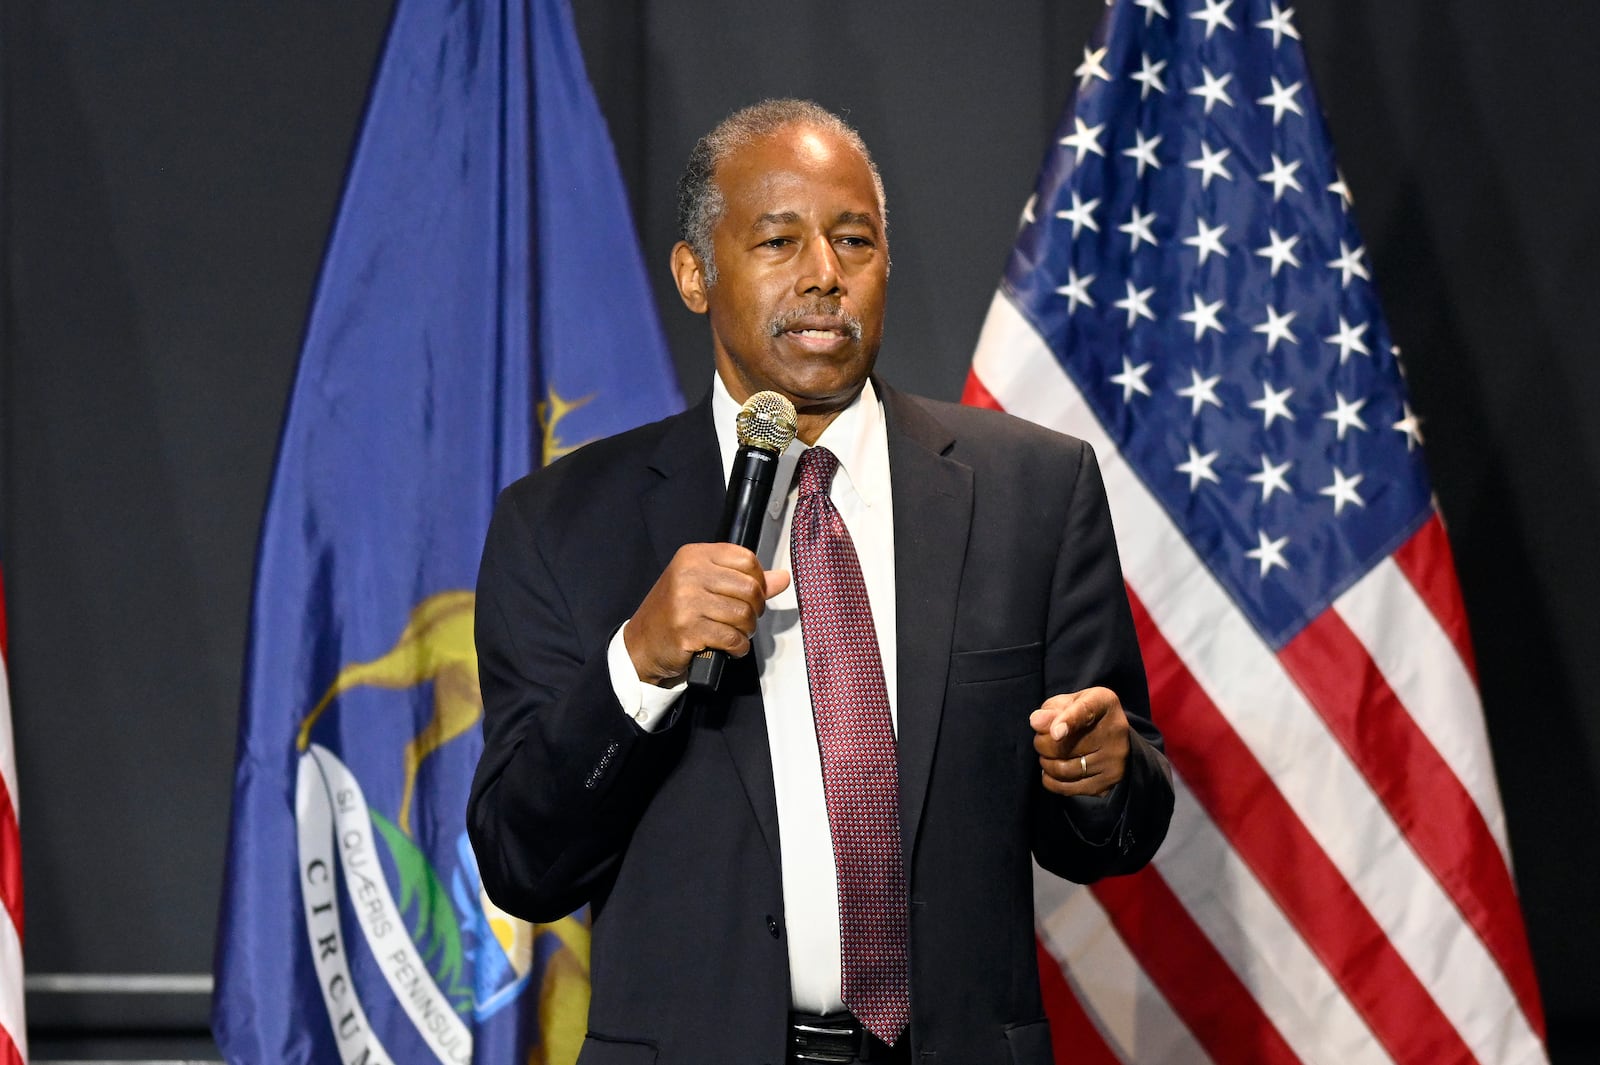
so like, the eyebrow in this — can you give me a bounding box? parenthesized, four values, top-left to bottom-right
(750, 210, 881, 233)
(752, 211, 801, 229)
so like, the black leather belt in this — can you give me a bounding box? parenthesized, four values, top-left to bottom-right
(787, 1012, 908, 1063)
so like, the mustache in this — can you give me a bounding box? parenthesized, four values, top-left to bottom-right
(768, 303, 863, 340)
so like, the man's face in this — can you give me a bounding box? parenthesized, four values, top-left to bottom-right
(675, 123, 888, 419)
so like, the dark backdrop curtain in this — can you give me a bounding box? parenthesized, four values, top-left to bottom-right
(2, 0, 1596, 1057)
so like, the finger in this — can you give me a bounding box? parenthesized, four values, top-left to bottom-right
(1040, 752, 1096, 782)
(1048, 702, 1091, 743)
(1038, 751, 1124, 796)
(1039, 753, 1099, 796)
(716, 622, 754, 659)
(693, 561, 767, 603)
(672, 544, 767, 603)
(1028, 694, 1084, 736)
(1031, 715, 1086, 761)
(684, 618, 755, 659)
(687, 592, 761, 644)
(764, 569, 791, 599)
(1038, 766, 1121, 798)
(1053, 687, 1116, 740)
(1034, 730, 1098, 760)
(704, 542, 767, 580)
(1043, 751, 1121, 784)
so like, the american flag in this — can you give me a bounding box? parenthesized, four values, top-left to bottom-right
(963, 1, 1547, 1061)
(0, 561, 23, 1065)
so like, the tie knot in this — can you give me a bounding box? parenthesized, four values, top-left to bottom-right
(796, 445, 840, 499)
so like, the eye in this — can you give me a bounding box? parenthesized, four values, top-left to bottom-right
(760, 236, 793, 249)
(836, 235, 874, 249)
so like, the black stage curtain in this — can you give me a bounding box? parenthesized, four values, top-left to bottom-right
(3, 1, 1596, 1057)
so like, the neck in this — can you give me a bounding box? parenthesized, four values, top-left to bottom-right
(712, 369, 868, 446)
(794, 407, 844, 445)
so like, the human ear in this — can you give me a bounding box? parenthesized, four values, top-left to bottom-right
(670, 242, 708, 314)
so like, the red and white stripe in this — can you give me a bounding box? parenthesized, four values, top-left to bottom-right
(968, 291, 1546, 1065)
(1, 564, 25, 1065)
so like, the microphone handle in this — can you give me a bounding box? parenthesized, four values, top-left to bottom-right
(688, 444, 781, 691)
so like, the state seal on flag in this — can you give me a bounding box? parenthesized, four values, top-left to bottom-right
(290, 591, 588, 1065)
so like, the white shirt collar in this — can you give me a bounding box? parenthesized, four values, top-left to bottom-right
(710, 374, 889, 518)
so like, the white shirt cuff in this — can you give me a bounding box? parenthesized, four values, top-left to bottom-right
(607, 624, 686, 731)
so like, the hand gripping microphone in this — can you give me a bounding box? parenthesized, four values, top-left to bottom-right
(687, 390, 799, 691)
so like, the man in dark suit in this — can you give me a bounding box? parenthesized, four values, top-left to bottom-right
(468, 99, 1173, 1065)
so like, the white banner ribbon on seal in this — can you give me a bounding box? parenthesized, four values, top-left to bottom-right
(299, 744, 472, 1064)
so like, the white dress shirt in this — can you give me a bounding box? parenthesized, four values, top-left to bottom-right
(607, 374, 895, 1014)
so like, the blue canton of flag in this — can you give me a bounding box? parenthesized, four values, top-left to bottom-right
(1006, 0, 1427, 648)
(212, 2, 682, 1063)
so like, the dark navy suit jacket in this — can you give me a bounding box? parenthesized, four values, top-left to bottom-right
(468, 380, 1174, 1065)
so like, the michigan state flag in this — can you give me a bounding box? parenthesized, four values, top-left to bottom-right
(212, 1, 682, 1062)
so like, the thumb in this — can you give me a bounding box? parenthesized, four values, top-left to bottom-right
(764, 569, 792, 599)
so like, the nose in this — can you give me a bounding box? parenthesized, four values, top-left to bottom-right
(795, 234, 842, 298)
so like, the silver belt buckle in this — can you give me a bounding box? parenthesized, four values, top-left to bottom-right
(790, 1021, 860, 1063)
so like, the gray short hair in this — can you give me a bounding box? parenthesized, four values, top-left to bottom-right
(676, 99, 888, 286)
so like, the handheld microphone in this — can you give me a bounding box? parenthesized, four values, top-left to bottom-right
(687, 390, 798, 691)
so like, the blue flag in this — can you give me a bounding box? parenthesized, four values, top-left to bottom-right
(212, 1, 682, 1062)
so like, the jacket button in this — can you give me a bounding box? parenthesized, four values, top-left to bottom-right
(766, 915, 780, 939)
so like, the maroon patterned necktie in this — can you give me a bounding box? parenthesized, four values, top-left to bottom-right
(789, 445, 910, 1045)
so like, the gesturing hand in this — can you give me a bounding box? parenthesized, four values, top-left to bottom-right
(1028, 687, 1130, 798)
(622, 543, 791, 687)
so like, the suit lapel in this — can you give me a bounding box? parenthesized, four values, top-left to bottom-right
(880, 383, 972, 863)
(639, 396, 783, 869)
(640, 396, 723, 569)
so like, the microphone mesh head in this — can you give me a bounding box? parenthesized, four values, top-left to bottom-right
(736, 391, 799, 453)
